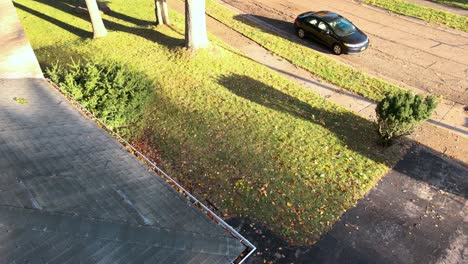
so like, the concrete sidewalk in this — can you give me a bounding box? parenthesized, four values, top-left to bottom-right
(213, 0, 468, 140)
(0, 0, 249, 262)
(2, 0, 465, 263)
(0, 0, 42, 78)
(229, 145, 467, 264)
(196, 3, 467, 263)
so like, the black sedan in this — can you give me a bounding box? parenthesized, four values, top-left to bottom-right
(294, 11, 369, 55)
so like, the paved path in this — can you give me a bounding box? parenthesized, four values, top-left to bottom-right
(3, 0, 464, 263)
(192, 3, 467, 262)
(229, 145, 467, 264)
(0, 0, 249, 262)
(200, 0, 468, 159)
(221, 0, 468, 105)
(170, 1, 467, 263)
(0, 0, 42, 78)
(170, 0, 468, 162)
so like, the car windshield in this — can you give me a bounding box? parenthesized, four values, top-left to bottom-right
(328, 17, 356, 37)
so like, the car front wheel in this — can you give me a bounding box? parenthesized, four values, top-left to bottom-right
(297, 28, 305, 39)
(332, 43, 342, 55)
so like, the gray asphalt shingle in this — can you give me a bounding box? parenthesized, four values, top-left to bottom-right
(0, 78, 246, 263)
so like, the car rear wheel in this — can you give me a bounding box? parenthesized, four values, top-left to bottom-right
(332, 43, 342, 55)
(297, 28, 305, 39)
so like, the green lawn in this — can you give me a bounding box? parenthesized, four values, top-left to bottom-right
(206, 0, 405, 102)
(363, 0, 468, 32)
(14, 0, 402, 245)
(430, 0, 468, 10)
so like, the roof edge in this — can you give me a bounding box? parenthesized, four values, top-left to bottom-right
(46, 78, 256, 264)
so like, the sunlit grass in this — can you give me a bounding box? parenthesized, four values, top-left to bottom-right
(15, 0, 403, 245)
(430, 0, 468, 10)
(205, 0, 405, 102)
(363, 0, 468, 32)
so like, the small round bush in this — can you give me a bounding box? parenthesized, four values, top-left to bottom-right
(376, 91, 437, 145)
(46, 59, 154, 135)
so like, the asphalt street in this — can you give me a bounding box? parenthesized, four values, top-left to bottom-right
(222, 0, 468, 104)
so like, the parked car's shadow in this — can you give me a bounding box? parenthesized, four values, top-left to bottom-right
(232, 14, 333, 55)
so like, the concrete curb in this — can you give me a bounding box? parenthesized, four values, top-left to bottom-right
(0, 0, 43, 79)
(215, 0, 467, 138)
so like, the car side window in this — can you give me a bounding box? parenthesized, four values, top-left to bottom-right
(305, 17, 318, 26)
(309, 19, 318, 26)
(318, 21, 328, 31)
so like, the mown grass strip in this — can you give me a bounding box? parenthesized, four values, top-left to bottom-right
(362, 0, 468, 32)
(205, 0, 404, 102)
(15, 0, 402, 245)
(430, 0, 468, 10)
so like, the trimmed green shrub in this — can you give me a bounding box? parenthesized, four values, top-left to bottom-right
(376, 91, 437, 144)
(46, 59, 154, 136)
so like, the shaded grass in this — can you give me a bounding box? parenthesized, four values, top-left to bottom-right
(205, 0, 404, 102)
(15, 0, 403, 245)
(363, 0, 468, 32)
(430, 0, 468, 10)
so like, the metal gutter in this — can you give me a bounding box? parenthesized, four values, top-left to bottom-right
(47, 78, 256, 264)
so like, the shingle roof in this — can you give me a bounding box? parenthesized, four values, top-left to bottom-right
(0, 78, 247, 263)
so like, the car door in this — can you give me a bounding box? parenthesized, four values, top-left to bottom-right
(317, 21, 336, 47)
(302, 16, 321, 40)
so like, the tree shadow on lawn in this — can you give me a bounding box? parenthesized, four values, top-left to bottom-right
(232, 14, 333, 55)
(219, 73, 467, 198)
(14, 2, 92, 38)
(217, 74, 467, 263)
(75, 0, 156, 26)
(218, 73, 394, 166)
(106, 9, 155, 27)
(26, 0, 183, 48)
(141, 73, 467, 263)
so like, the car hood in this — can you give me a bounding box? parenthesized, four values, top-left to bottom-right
(340, 30, 368, 45)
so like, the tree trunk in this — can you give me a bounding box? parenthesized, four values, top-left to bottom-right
(84, 0, 107, 38)
(162, 0, 170, 24)
(185, 0, 209, 50)
(154, 0, 163, 25)
(155, 0, 170, 25)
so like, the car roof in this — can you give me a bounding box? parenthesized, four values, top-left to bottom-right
(297, 11, 341, 23)
(313, 11, 340, 22)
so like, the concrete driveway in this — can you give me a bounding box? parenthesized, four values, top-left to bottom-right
(221, 0, 468, 104)
(228, 145, 467, 264)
